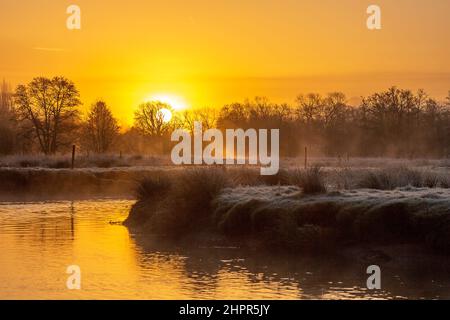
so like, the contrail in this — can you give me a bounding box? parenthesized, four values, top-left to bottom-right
(32, 47, 65, 52)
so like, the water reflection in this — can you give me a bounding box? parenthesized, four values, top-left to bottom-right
(70, 201, 75, 240)
(131, 235, 388, 299)
(0, 200, 449, 300)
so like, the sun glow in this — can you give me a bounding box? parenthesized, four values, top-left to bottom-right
(148, 94, 188, 111)
(158, 108, 173, 123)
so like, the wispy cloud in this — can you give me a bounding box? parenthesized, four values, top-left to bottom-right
(33, 47, 65, 52)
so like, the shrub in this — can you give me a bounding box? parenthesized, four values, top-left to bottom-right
(128, 168, 230, 236)
(134, 174, 171, 201)
(172, 168, 229, 218)
(358, 170, 394, 190)
(440, 176, 450, 188)
(423, 173, 439, 188)
(291, 166, 327, 194)
(356, 167, 447, 190)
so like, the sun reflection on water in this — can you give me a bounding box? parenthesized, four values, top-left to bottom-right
(0, 200, 447, 299)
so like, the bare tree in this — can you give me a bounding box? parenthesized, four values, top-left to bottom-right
(134, 101, 173, 137)
(14, 77, 81, 154)
(83, 100, 119, 153)
(217, 102, 249, 129)
(181, 107, 217, 133)
(295, 93, 324, 124)
(248, 96, 273, 121)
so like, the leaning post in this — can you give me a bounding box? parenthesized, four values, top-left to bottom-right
(304, 146, 308, 169)
(71, 145, 76, 170)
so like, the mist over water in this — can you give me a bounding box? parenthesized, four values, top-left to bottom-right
(0, 199, 449, 300)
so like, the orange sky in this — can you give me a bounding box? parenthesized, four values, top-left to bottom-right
(1, 0, 449, 125)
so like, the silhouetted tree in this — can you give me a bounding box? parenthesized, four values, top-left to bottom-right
(5, 78, 449, 159)
(212, 88, 450, 158)
(14, 77, 81, 154)
(361, 87, 428, 156)
(322, 92, 353, 156)
(217, 102, 249, 129)
(181, 107, 217, 133)
(134, 101, 174, 138)
(295, 93, 324, 124)
(82, 100, 119, 153)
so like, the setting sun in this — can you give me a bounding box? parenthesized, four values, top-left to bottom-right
(147, 94, 188, 111)
(158, 108, 173, 123)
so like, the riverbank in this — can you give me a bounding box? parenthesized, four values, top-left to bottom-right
(1, 159, 449, 201)
(0, 167, 150, 201)
(125, 168, 450, 256)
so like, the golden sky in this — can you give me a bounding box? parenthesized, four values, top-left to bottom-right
(1, 0, 449, 125)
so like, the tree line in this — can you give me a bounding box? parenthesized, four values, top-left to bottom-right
(0, 76, 449, 158)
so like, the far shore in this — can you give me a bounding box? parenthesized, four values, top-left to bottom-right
(0, 156, 449, 201)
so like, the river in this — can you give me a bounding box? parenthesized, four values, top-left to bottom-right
(0, 200, 448, 299)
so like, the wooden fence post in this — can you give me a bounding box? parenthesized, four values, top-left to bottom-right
(71, 145, 76, 170)
(304, 146, 308, 169)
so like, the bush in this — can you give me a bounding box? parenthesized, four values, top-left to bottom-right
(134, 174, 171, 201)
(423, 173, 439, 188)
(127, 168, 230, 236)
(358, 170, 394, 190)
(440, 176, 450, 188)
(172, 168, 229, 219)
(358, 167, 425, 190)
(291, 166, 327, 194)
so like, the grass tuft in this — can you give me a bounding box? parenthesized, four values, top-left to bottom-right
(291, 166, 327, 194)
(134, 174, 171, 201)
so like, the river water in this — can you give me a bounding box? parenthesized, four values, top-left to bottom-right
(0, 200, 449, 300)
